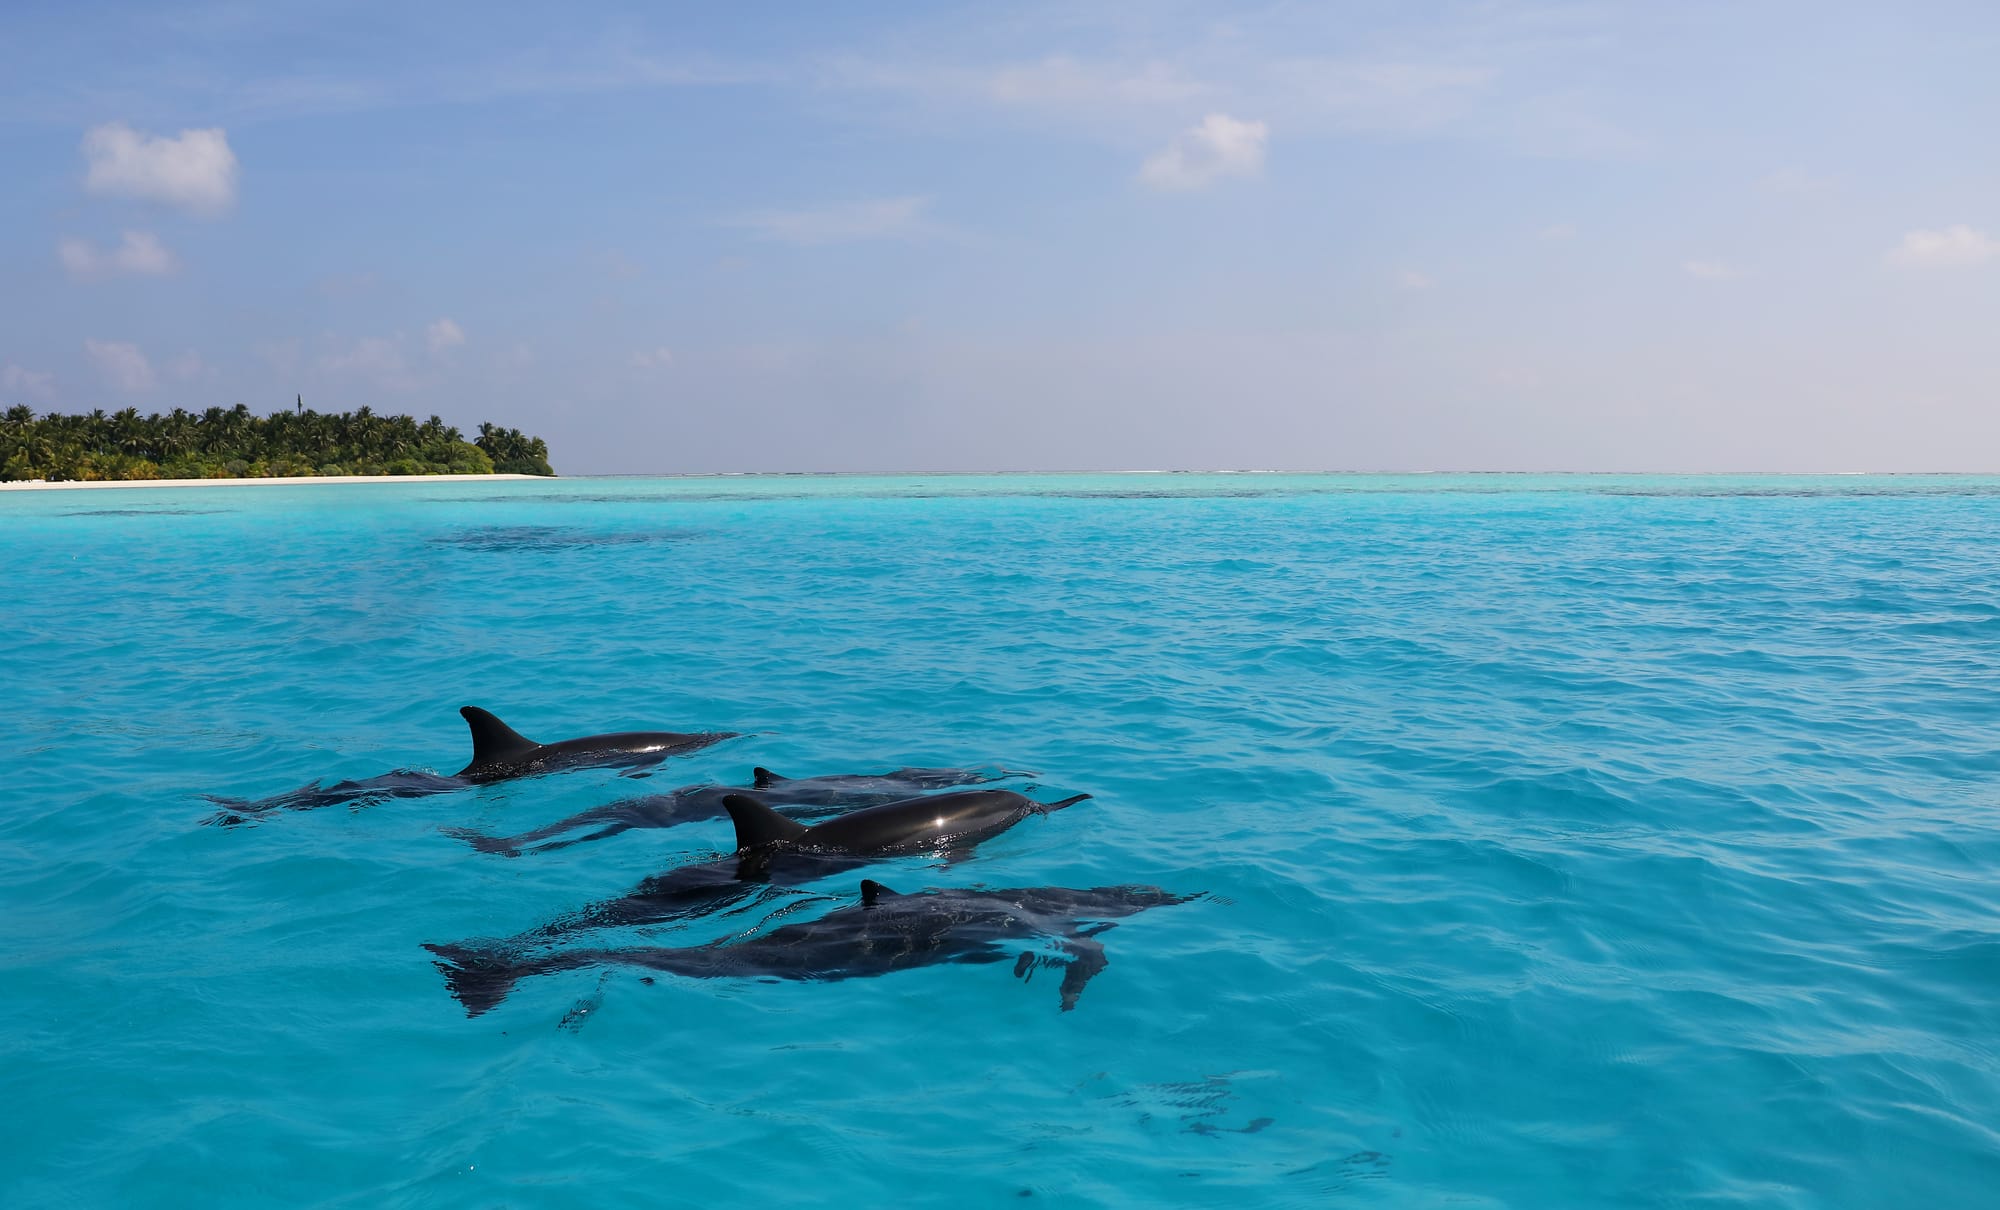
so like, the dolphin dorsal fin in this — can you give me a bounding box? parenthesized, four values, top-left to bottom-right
(460, 707, 540, 771)
(722, 794, 810, 850)
(861, 879, 900, 906)
(752, 766, 785, 789)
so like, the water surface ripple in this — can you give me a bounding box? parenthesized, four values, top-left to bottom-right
(2, 474, 1997, 1207)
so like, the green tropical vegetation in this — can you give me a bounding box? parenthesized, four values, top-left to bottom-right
(0, 402, 555, 481)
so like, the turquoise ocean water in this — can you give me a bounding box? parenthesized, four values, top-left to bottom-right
(3, 473, 1997, 1207)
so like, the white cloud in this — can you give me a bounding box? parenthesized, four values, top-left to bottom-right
(1263, 59, 1492, 135)
(1397, 270, 1435, 290)
(58, 230, 177, 278)
(3, 362, 57, 402)
(316, 271, 378, 297)
(258, 338, 302, 376)
(426, 317, 466, 354)
(631, 347, 673, 369)
(1758, 168, 1834, 198)
(731, 196, 933, 245)
(319, 335, 419, 392)
(320, 336, 408, 379)
(987, 56, 1210, 110)
(1887, 225, 1999, 269)
(82, 123, 239, 214)
(1683, 259, 1739, 280)
(84, 339, 156, 393)
(167, 350, 208, 382)
(1140, 114, 1268, 191)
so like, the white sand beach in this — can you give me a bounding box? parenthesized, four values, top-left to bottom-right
(0, 473, 544, 491)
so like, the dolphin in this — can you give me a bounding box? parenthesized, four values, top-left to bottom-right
(454, 788, 1091, 949)
(443, 765, 1033, 856)
(718, 786, 1088, 854)
(204, 769, 468, 824)
(455, 706, 738, 783)
(426, 879, 1199, 1016)
(202, 706, 739, 824)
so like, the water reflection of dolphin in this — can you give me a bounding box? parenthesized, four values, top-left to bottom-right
(202, 706, 738, 824)
(427, 880, 1199, 1016)
(443, 765, 1033, 857)
(453, 788, 1091, 949)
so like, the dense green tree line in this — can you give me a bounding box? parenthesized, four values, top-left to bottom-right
(0, 403, 555, 481)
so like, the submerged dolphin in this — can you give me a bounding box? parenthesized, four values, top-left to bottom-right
(456, 788, 1091, 948)
(204, 769, 468, 824)
(444, 765, 1032, 856)
(426, 879, 1199, 1016)
(203, 705, 739, 824)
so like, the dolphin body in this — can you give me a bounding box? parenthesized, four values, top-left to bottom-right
(203, 706, 738, 824)
(459, 787, 1091, 948)
(203, 769, 468, 824)
(427, 880, 1198, 1016)
(454, 706, 737, 783)
(444, 765, 1032, 857)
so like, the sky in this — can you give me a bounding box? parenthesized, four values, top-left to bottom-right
(2, 0, 1996, 473)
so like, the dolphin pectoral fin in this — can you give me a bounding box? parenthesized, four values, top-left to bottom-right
(721, 794, 811, 849)
(752, 766, 786, 789)
(1055, 937, 1108, 1011)
(459, 707, 541, 773)
(861, 879, 901, 906)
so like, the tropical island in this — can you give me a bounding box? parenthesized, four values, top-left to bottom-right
(0, 403, 554, 482)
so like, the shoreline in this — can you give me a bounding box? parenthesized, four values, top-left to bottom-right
(0, 473, 544, 492)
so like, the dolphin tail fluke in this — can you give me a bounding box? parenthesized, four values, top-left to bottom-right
(1041, 793, 1092, 813)
(424, 942, 528, 1017)
(751, 766, 785, 789)
(1056, 937, 1109, 1011)
(721, 794, 811, 849)
(459, 707, 540, 773)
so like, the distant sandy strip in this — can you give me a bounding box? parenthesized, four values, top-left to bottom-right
(0, 473, 543, 492)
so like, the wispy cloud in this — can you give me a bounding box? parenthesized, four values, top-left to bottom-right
(1259, 58, 1492, 135)
(319, 335, 415, 391)
(3, 362, 58, 402)
(631, 347, 673, 369)
(1887, 225, 1998, 269)
(1140, 113, 1268, 190)
(58, 230, 178, 278)
(986, 56, 1211, 110)
(166, 350, 210, 382)
(426, 318, 466, 355)
(1397, 270, 1436, 290)
(84, 339, 156, 393)
(820, 4, 1623, 157)
(730, 196, 935, 245)
(1683, 259, 1740, 280)
(81, 123, 238, 214)
(1758, 168, 1835, 198)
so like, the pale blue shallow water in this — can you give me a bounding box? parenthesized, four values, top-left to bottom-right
(3, 473, 1998, 1208)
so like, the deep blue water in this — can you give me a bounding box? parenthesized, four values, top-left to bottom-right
(3, 473, 1998, 1207)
